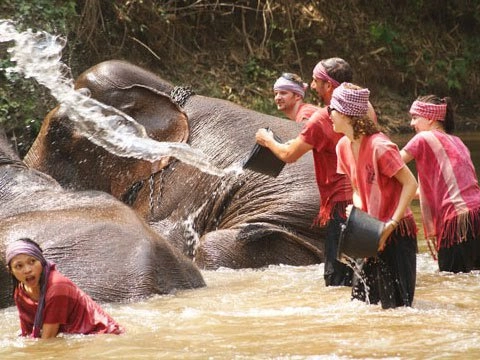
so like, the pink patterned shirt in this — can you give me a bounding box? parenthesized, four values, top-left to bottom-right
(403, 130, 480, 247)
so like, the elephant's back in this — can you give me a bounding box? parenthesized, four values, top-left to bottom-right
(181, 95, 320, 227)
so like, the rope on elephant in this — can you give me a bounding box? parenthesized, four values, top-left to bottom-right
(170, 86, 195, 107)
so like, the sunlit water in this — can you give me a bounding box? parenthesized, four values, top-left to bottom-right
(1, 21, 480, 359)
(1, 253, 480, 359)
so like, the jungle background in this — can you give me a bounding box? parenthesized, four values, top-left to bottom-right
(1, 0, 479, 157)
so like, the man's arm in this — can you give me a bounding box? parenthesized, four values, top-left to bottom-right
(255, 128, 312, 163)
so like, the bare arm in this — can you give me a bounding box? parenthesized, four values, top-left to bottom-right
(255, 128, 312, 163)
(378, 165, 418, 251)
(41, 323, 60, 339)
(400, 148, 414, 164)
(400, 148, 420, 198)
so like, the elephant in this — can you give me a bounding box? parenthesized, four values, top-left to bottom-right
(24, 59, 326, 270)
(0, 129, 205, 309)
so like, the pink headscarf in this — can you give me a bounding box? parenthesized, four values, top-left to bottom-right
(330, 82, 370, 117)
(312, 62, 340, 88)
(409, 100, 447, 121)
(273, 76, 308, 98)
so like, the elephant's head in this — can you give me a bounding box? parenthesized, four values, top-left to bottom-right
(24, 60, 191, 216)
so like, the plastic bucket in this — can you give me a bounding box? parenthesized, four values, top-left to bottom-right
(337, 207, 385, 262)
(243, 128, 286, 178)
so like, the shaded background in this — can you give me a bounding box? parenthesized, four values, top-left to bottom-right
(1, 0, 479, 156)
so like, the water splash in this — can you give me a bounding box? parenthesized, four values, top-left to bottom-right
(0, 20, 239, 177)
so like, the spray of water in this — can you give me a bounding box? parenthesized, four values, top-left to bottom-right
(0, 20, 239, 177)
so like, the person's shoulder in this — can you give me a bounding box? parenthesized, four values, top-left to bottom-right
(301, 103, 321, 112)
(296, 103, 322, 122)
(368, 132, 398, 149)
(307, 107, 330, 124)
(48, 268, 78, 291)
(336, 135, 350, 151)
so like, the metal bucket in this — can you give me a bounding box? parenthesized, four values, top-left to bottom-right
(243, 128, 285, 178)
(337, 207, 385, 262)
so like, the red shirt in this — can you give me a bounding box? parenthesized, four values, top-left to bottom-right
(295, 103, 321, 123)
(337, 132, 413, 221)
(403, 130, 480, 246)
(300, 107, 353, 225)
(14, 266, 124, 336)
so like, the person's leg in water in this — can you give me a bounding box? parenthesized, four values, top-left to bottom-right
(324, 208, 353, 286)
(351, 258, 380, 305)
(376, 231, 417, 309)
(437, 226, 480, 273)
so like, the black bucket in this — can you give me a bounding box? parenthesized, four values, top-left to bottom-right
(243, 128, 286, 178)
(337, 207, 385, 262)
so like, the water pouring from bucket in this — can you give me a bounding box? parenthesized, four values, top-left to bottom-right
(337, 206, 385, 264)
(0, 20, 236, 177)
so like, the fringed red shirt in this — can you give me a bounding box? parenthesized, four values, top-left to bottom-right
(300, 107, 353, 226)
(403, 130, 480, 249)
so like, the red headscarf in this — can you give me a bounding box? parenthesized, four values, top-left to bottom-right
(409, 100, 447, 121)
(330, 82, 370, 117)
(312, 62, 340, 88)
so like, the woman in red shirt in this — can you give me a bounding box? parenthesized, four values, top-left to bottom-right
(400, 95, 480, 273)
(331, 82, 418, 309)
(6, 238, 124, 338)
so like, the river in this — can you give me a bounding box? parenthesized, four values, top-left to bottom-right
(1, 133, 479, 359)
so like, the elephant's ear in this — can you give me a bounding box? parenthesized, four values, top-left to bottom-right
(113, 85, 189, 144)
(73, 83, 189, 144)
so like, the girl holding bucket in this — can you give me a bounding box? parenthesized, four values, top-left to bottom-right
(330, 82, 418, 309)
(400, 95, 480, 273)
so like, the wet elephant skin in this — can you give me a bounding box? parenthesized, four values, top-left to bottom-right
(0, 131, 205, 309)
(24, 60, 327, 270)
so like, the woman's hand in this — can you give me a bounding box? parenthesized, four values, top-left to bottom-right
(378, 219, 398, 252)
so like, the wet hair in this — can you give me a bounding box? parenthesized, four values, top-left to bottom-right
(321, 58, 353, 84)
(415, 95, 455, 133)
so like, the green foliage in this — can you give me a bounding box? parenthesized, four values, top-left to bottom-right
(1, 0, 479, 156)
(1, 0, 77, 34)
(0, 0, 78, 155)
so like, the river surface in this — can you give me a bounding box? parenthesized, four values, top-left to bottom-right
(1, 133, 479, 359)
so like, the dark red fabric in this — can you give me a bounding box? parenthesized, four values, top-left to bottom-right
(300, 107, 353, 225)
(294, 103, 321, 123)
(14, 268, 124, 336)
